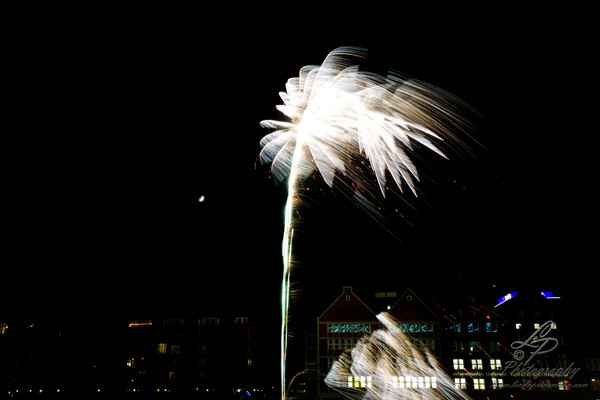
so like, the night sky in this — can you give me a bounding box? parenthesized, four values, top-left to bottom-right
(6, 6, 597, 322)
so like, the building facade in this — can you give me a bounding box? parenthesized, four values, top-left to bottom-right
(316, 286, 380, 398)
(309, 286, 598, 400)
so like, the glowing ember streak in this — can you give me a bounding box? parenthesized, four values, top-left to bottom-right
(259, 46, 470, 399)
(325, 312, 471, 400)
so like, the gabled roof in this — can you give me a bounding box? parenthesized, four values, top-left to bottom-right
(318, 286, 379, 322)
(388, 288, 438, 321)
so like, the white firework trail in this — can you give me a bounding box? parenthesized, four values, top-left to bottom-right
(325, 312, 471, 400)
(258, 46, 472, 399)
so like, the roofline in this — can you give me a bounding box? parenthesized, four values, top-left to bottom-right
(390, 288, 438, 318)
(318, 286, 378, 321)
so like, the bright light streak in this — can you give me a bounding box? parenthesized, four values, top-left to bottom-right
(325, 312, 471, 400)
(259, 47, 471, 399)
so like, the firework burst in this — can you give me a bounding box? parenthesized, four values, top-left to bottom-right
(259, 46, 472, 398)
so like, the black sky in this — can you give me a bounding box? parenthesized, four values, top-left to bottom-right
(5, 6, 598, 320)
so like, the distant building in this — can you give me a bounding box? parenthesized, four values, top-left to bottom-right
(0, 314, 270, 398)
(316, 286, 380, 399)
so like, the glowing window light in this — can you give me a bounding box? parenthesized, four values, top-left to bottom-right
(490, 359, 502, 370)
(453, 359, 464, 370)
(129, 320, 153, 328)
(348, 376, 372, 388)
(473, 378, 485, 390)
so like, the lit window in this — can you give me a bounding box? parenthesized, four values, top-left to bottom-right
(234, 317, 248, 325)
(473, 378, 485, 390)
(199, 317, 219, 326)
(490, 359, 502, 370)
(455, 378, 466, 389)
(129, 320, 152, 328)
(515, 323, 522, 329)
(491, 377, 504, 389)
(0, 323, 7, 335)
(558, 380, 570, 390)
(471, 359, 483, 370)
(158, 343, 167, 354)
(428, 377, 437, 389)
(486, 322, 498, 333)
(534, 323, 540, 329)
(453, 359, 464, 370)
(247, 359, 252, 366)
(469, 341, 481, 352)
(347, 376, 372, 388)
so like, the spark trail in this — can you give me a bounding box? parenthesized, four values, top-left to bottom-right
(259, 46, 471, 399)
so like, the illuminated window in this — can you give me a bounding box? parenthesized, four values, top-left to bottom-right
(0, 323, 7, 335)
(469, 341, 481, 352)
(534, 323, 540, 329)
(471, 359, 483, 370)
(234, 317, 248, 325)
(158, 343, 167, 354)
(558, 380, 570, 390)
(199, 318, 219, 326)
(455, 378, 466, 389)
(328, 323, 369, 334)
(129, 320, 152, 328)
(453, 359, 464, 370)
(473, 378, 485, 390)
(491, 378, 504, 389)
(516, 323, 522, 330)
(347, 376, 372, 388)
(126, 359, 134, 368)
(247, 359, 252, 366)
(490, 359, 502, 370)
(393, 376, 437, 389)
(397, 322, 434, 333)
